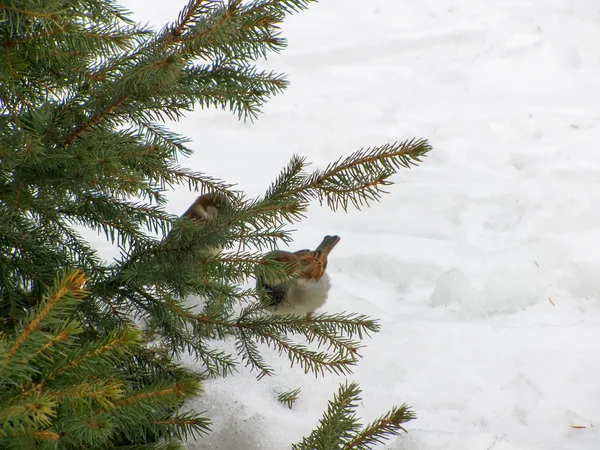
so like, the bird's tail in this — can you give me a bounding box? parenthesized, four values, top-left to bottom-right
(315, 235, 340, 256)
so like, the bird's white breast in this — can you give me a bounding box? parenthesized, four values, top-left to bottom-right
(271, 273, 331, 315)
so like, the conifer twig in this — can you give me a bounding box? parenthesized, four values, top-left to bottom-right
(2, 271, 88, 365)
(277, 387, 301, 409)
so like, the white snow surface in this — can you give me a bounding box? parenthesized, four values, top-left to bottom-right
(113, 1, 600, 448)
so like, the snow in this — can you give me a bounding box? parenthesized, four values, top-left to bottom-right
(118, 0, 600, 448)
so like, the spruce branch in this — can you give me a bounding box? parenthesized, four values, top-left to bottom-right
(0, 429, 61, 442)
(277, 387, 301, 409)
(60, 95, 128, 147)
(121, 289, 239, 377)
(167, 0, 221, 40)
(0, 270, 210, 447)
(166, 300, 377, 379)
(0, 4, 61, 19)
(236, 328, 274, 380)
(234, 310, 360, 379)
(342, 404, 417, 449)
(109, 379, 201, 408)
(45, 381, 125, 408)
(136, 122, 193, 157)
(60, 195, 174, 246)
(41, 327, 142, 387)
(0, 393, 57, 430)
(234, 311, 379, 363)
(293, 382, 416, 450)
(151, 411, 211, 441)
(184, 64, 289, 120)
(1, 270, 88, 366)
(300, 139, 432, 211)
(293, 381, 362, 449)
(162, 166, 238, 199)
(19, 322, 79, 367)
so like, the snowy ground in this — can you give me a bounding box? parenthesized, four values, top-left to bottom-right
(118, 1, 600, 449)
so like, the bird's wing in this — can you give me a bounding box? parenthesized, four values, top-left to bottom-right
(293, 249, 327, 281)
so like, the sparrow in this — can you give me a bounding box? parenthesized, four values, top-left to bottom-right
(181, 192, 230, 255)
(182, 193, 228, 224)
(257, 235, 340, 316)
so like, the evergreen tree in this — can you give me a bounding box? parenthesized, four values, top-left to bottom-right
(0, 270, 209, 449)
(0, 0, 430, 448)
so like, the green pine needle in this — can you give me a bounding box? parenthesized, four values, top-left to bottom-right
(277, 387, 301, 409)
(293, 382, 416, 450)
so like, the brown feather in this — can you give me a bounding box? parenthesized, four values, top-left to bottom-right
(293, 235, 340, 281)
(182, 193, 229, 222)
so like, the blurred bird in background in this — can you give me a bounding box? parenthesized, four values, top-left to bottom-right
(182, 192, 227, 224)
(180, 192, 230, 255)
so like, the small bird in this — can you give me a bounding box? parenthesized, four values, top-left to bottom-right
(257, 235, 340, 316)
(181, 192, 230, 255)
(182, 193, 228, 224)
